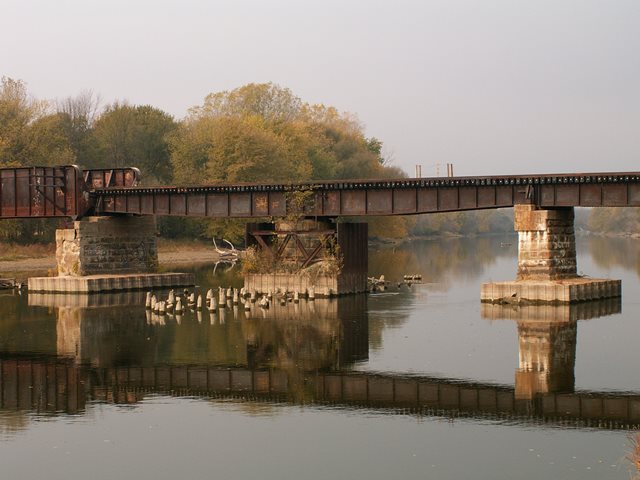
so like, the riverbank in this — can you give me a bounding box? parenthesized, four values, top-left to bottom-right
(0, 240, 223, 279)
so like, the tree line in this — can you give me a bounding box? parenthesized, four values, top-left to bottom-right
(1, 78, 408, 243)
(0, 76, 631, 244)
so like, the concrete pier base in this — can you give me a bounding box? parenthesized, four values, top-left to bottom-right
(28, 273, 195, 293)
(481, 278, 621, 304)
(480, 296, 622, 321)
(31, 215, 189, 293)
(245, 273, 346, 297)
(482, 205, 621, 304)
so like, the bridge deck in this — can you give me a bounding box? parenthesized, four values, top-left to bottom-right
(94, 171, 640, 218)
(1, 165, 640, 219)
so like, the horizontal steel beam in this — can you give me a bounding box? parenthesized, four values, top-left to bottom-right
(1, 165, 639, 219)
(92, 172, 640, 217)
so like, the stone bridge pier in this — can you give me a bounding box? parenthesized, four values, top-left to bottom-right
(481, 205, 621, 304)
(243, 219, 368, 297)
(28, 216, 194, 293)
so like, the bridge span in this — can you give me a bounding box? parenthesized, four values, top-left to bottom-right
(2, 165, 631, 301)
(1, 165, 640, 219)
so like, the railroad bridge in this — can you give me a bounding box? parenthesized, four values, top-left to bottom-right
(0, 165, 632, 300)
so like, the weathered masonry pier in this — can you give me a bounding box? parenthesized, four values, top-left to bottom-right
(13, 167, 194, 293)
(481, 205, 621, 304)
(244, 220, 368, 296)
(29, 215, 194, 293)
(0, 165, 636, 296)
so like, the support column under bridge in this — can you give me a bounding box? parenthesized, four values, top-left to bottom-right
(243, 220, 368, 296)
(481, 205, 621, 304)
(28, 216, 194, 293)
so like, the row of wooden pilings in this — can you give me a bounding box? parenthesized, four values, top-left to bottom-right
(145, 286, 318, 315)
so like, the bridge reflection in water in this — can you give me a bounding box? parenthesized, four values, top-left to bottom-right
(0, 293, 635, 430)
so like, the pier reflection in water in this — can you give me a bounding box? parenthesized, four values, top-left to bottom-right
(482, 299, 622, 400)
(1, 235, 640, 480)
(0, 292, 635, 431)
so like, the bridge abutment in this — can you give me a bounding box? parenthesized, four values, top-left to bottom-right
(481, 205, 621, 304)
(28, 216, 194, 293)
(56, 216, 158, 276)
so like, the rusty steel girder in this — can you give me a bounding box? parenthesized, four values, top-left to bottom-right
(92, 172, 640, 218)
(3, 166, 640, 220)
(83, 167, 141, 190)
(0, 165, 141, 219)
(0, 166, 87, 219)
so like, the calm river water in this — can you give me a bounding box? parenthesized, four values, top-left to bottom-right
(0, 234, 638, 480)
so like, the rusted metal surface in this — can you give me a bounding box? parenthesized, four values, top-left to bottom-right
(0, 165, 143, 220)
(2, 165, 640, 220)
(83, 167, 141, 189)
(246, 222, 336, 268)
(0, 165, 88, 219)
(93, 172, 640, 218)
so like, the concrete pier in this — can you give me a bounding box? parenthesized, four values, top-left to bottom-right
(244, 221, 368, 296)
(514, 205, 576, 280)
(28, 273, 195, 293)
(481, 205, 621, 304)
(29, 216, 194, 293)
(56, 216, 158, 275)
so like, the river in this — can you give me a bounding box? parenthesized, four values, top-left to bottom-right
(0, 234, 638, 480)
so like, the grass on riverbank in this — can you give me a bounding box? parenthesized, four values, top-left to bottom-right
(0, 238, 214, 262)
(0, 243, 55, 261)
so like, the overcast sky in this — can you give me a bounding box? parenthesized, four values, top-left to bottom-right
(2, 0, 639, 177)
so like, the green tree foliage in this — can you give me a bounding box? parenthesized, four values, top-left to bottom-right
(169, 82, 403, 241)
(26, 113, 75, 165)
(0, 77, 48, 167)
(93, 103, 178, 184)
(171, 83, 389, 184)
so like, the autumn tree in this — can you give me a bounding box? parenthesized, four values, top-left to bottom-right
(171, 83, 390, 185)
(168, 82, 406, 241)
(0, 77, 47, 166)
(56, 90, 101, 166)
(93, 103, 177, 184)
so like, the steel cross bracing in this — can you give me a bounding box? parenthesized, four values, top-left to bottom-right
(1, 165, 640, 219)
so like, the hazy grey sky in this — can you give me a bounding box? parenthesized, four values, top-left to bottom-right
(3, 0, 639, 176)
